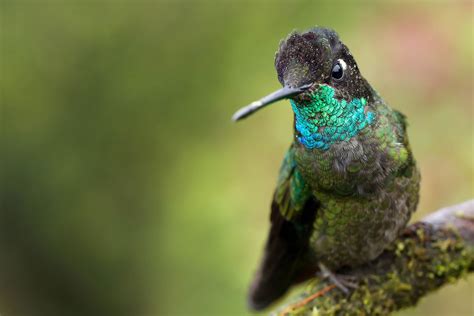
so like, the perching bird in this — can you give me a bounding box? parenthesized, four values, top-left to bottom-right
(232, 27, 420, 310)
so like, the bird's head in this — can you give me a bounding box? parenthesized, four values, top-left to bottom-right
(232, 27, 377, 151)
(232, 27, 373, 122)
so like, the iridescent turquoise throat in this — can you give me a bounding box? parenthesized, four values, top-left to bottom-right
(290, 85, 375, 151)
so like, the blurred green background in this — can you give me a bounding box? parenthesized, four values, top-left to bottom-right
(1, 1, 473, 315)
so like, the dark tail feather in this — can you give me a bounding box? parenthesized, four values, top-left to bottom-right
(248, 244, 301, 310)
(247, 203, 306, 310)
(248, 198, 318, 311)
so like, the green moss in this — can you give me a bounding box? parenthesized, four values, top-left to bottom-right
(276, 223, 474, 316)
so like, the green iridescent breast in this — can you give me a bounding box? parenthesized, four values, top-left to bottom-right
(290, 85, 375, 150)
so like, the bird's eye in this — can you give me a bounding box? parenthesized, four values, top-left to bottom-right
(331, 59, 346, 80)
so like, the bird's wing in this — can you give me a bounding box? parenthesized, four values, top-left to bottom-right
(393, 109, 408, 141)
(248, 145, 319, 311)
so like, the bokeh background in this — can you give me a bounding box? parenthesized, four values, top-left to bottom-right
(1, 1, 473, 315)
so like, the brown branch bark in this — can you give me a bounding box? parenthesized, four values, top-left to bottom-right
(274, 199, 474, 316)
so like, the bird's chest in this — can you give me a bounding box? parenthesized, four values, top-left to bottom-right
(308, 193, 391, 269)
(305, 168, 418, 270)
(294, 132, 386, 196)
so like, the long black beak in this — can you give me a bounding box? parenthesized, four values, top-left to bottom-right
(231, 83, 312, 121)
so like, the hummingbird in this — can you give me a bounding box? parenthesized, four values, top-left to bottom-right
(232, 27, 420, 310)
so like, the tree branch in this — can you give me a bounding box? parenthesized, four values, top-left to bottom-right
(275, 199, 474, 316)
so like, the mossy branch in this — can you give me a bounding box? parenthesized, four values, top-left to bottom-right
(274, 199, 474, 316)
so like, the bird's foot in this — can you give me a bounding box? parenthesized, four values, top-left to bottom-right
(317, 263, 358, 294)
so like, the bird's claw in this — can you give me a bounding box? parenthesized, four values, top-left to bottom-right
(318, 263, 358, 294)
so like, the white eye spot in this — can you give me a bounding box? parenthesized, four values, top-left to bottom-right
(337, 59, 347, 71)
